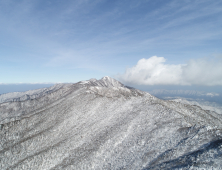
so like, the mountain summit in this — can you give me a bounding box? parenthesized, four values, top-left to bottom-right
(79, 76, 125, 88)
(0, 77, 222, 169)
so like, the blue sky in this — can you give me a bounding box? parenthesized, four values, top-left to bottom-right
(1, 0, 222, 85)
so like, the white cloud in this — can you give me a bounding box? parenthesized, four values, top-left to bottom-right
(119, 56, 222, 86)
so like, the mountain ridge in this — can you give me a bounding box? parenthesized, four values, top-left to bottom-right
(0, 77, 222, 169)
(0, 77, 129, 104)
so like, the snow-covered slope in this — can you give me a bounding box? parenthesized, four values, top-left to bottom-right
(0, 83, 70, 104)
(0, 77, 222, 169)
(150, 89, 220, 97)
(171, 98, 222, 115)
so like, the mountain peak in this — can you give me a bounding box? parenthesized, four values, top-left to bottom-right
(79, 76, 124, 88)
(97, 76, 124, 88)
(101, 76, 112, 80)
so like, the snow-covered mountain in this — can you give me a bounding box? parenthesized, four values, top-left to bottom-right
(149, 89, 220, 97)
(169, 97, 222, 115)
(0, 77, 222, 169)
(0, 83, 66, 104)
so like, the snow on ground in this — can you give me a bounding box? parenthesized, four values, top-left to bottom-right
(170, 97, 222, 115)
(0, 77, 222, 169)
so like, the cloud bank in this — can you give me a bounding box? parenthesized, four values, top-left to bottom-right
(119, 56, 222, 86)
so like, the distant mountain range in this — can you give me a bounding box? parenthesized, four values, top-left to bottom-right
(0, 77, 222, 169)
(149, 89, 220, 97)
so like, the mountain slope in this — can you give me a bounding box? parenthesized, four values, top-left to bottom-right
(0, 77, 222, 169)
(0, 83, 68, 104)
